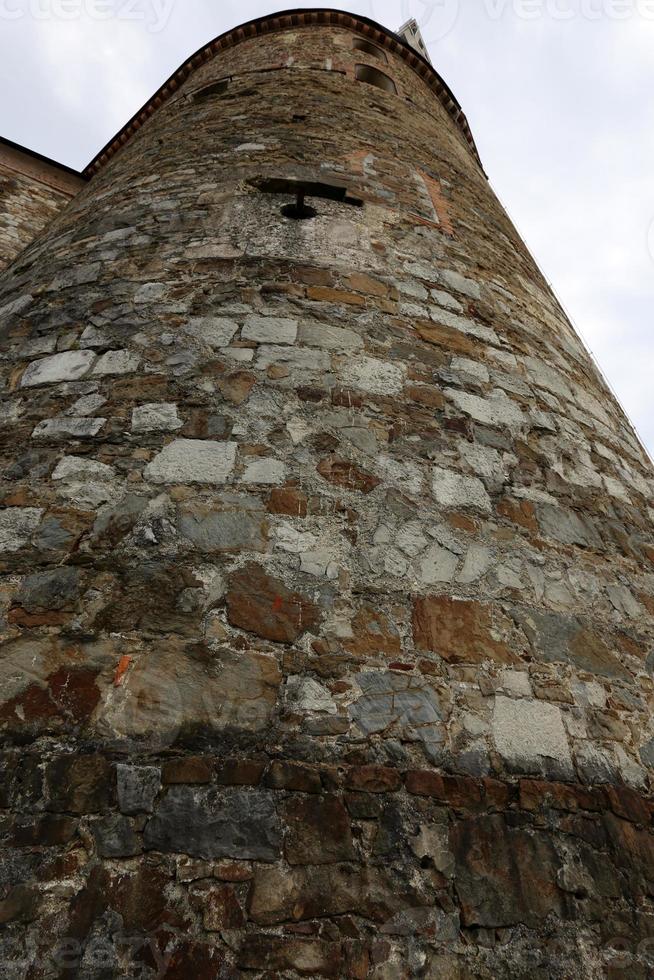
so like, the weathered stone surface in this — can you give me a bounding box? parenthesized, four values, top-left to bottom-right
(145, 439, 237, 484)
(47, 754, 114, 814)
(317, 454, 380, 493)
(492, 696, 574, 779)
(144, 787, 282, 860)
(185, 316, 239, 347)
(238, 936, 342, 978)
(516, 608, 630, 679)
(226, 563, 322, 642)
(132, 402, 183, 432)
(451, 814, 565, 928)
(0, 507, 42, 552)
(20, 350, 95, 387)
(178, 503, 267, 552)
(298, 320, 363, 349)
(241, 457, 287, 484)
(116, 764, 161, 815)
(413, 596, 516, 664)
(283, 795, 356, 864)
(32, 417, 105, 439)
(338, 356, 406, 395)
(242, 314, 298, 344)
(17, 567, 78, 611)
(349, 672, 443, 756)
(92, 813, 142, 857)
(249, 863, 423, 925)
(432, 466, 492, 513)
(92, 349, 140, 375)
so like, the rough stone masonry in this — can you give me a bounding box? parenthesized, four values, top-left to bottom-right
(0, 9, 653, 979)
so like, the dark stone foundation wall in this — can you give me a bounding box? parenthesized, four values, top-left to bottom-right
(0, 14, 654, 978)
(4, 754, 654, 978)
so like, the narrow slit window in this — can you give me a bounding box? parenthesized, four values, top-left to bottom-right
(191, 78, 231, 102)
(354, 64, 397, 95)
(352, 38, 388, 62)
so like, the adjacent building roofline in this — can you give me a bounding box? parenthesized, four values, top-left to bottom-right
(0, 135, 87, 194)
(83, 7, 484, 178)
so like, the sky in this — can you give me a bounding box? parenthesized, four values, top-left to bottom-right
(0, 0, 652, 458)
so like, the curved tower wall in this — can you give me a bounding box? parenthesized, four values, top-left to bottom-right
(1, 12, 654, 977)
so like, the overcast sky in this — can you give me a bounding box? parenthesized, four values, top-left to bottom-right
(1, 0, 652, 458)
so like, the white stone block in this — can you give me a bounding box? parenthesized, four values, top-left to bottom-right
(339, 356, 406, 396)
(445, 387, 525, 430)
(241, 458, 287, 485)
(438, 269, 482, 299)
(92, 350, 140, 376)
(145, 439, 237, 484)
(432, 466, 491, 513)
(242, 315, 298, 345)
(21, 350, 96, 387)
(0, 508, 43, 552)
(52, 456, 115, 481)
(418, 543, 458, 584)
(255, 346, 330, 373)
(493, 696, 573, 778)
(457, 544, 492, 584)
(32, 418, 106, 439)
(132, 403, 183, 433)
(297, 321, 363, 349)
(185, 317, 239, 348)
(451, 356, 490, 384)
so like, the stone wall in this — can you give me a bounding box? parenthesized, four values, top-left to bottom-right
(0, 140, 84, 273)
(0, 13, 653, 978)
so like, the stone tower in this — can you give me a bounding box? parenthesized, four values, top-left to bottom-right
(1, 9, 653, 979)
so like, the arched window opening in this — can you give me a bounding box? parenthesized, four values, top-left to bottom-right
(352, 38, 387, 62)
(192, 78, 231, 102)
(354, 64, 397, 95)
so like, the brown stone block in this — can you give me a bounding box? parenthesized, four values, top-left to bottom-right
(215, 759, 265, 786)
(191, 882, 245, 931)
(415, 321, 476, 355)
(268, 486, 309, 517)
(265, 760, 322, 794)
(317, 455, 380, 494)
(451, 814, 564, 928)
(46, 754, 114, 814)
(331, 387, 364, 408)
(406, 384, 446, 409)
(238, 935, 343, 978)
(605, 785, 651, 826)
(283, 795, 356, 864)
(218, 370, 255, 405)
(412, 596, 517, 665)
(481, 777, 515, 810)
(226, 562, 322, 643)
(307, 286, 366, 306)
(344, 604, 402, 660)
(159, 941, 235, 980)
(346, 765, 402, 793)
(162, 756, 213, 785)
(406, 771, 482, 808)
(344, 272, 389, 297)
